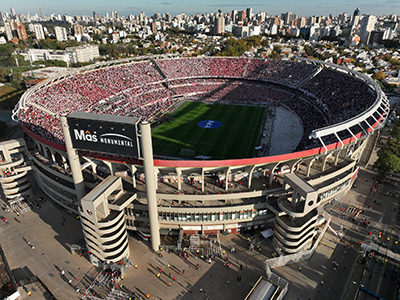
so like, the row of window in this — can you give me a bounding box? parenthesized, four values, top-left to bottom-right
(124, 208, 268, 222)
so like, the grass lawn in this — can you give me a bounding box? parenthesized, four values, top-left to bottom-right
(0, 85, 24, 108)
(152, 101, 266, 159)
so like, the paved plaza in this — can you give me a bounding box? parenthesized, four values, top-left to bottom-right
(0, 164, 379, 300)
(1, 112, 399, 299)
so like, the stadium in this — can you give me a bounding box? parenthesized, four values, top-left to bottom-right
(2, 55, 389, 267)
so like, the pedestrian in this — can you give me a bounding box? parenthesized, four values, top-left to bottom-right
(227, 280, 230, 284)
(61, 270, 65, 275)
(240, 264, 243, 270)
(299, 267, 302, 272)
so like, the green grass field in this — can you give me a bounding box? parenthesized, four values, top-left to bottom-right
(152, 102, 266, 159)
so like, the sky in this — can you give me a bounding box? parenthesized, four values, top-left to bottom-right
(2, 0, 400, 18)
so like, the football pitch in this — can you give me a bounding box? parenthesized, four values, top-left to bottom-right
(151, 101, 266, 160)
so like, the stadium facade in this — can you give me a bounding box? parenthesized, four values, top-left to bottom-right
(8, 56, 389, 267)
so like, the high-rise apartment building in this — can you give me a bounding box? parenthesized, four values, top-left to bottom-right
(10, 8, 16, 17)
(353, 7, 360, 18)
(4, 22, 14, 41)
(151, 22, 157, 34)
(231, 10, 237, 24)
(246, 8, 252, 21)
(15, 22, 27, 40)
(55, 26, 68, 41)
(73, 24, 85, 35)
(5, 21, 27, 41)
(29, 23, 45, 40)
(93, 11, 100, 21)
(238, 11, 246, 23)
(40, 8, 44, 20)
(281, 11, 292, 25)
(214, 16, 225, 34)
(359, 15, 377, 44)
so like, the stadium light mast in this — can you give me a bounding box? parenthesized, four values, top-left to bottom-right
(60, 114, 86, 201)
(139, 121, 161, 251)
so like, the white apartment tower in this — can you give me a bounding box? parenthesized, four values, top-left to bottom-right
(54, 26, 68, 41)
(359, 15, 377, 44)
(4, 22, 14, 41)
(29, 23, 45, 40)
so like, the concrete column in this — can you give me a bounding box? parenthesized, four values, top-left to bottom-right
(246, 165, 256, 189)
(140, 121, 160, 251)
(154, 167, 158, 190)
(321, 155, 329, 172)
(306, 160, 313, 177)
(176, 168, 182, 191)
(62, 156, 69, 170)
(2, 148, 11, 162)
(60, 115, 86, 201)
(131, 165, 137, 188)
(43, 147, 49, 159)
(108, 162, 116, 175)
(268, 171, 274, 188)
(334, 149, 342, 166)
(225, 167, 230, 191)
(201, 168, 205, 192)
(51, 151, 56, 164)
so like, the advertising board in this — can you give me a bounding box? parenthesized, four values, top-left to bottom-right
(66, 112, 140, 157)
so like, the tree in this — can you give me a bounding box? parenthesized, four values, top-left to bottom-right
(372, 71, 386, 80)
(374, 149, 400, 177)
(270, 51, 280, 60)
(389, 58, 400, 65)
(391, 126, 400, 141)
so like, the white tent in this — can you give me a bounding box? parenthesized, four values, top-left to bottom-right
(260, 229, 274, 239)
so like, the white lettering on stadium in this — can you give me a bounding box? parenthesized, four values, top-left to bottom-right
(73, 129, 133, 148)
(99, 137, 134, 147)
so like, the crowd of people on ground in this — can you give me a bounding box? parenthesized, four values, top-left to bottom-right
(17, 57, 379, 158)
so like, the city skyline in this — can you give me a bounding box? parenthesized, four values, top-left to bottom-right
(2, 0, 400, 18)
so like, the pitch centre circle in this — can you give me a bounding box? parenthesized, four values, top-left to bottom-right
(197, 120, 222, 129)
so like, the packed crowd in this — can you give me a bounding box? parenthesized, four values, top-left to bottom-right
(244, 59, 318, 86)
(300, 68, 377, 124)
(168, 78, 294, 105)
(17, 57, 379, 157)
(155, 57, 249, 79)
(28, 62, 164, 116)
(281, 96, 328, 151)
